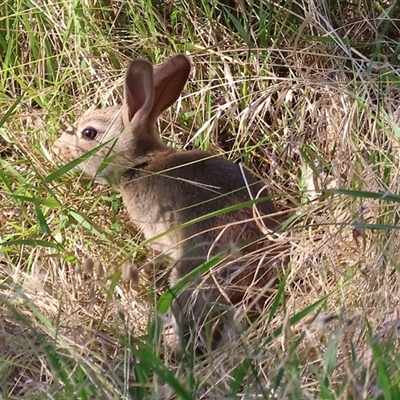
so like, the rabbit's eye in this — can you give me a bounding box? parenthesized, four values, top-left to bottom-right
(82, 127, 98, 140)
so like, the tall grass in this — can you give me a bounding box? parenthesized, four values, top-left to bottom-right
(1, 0, 400, 398)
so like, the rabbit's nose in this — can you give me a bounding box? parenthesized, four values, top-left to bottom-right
(52, 139, 71, 160)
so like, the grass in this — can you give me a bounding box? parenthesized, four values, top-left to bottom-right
(2, 0, 400, 398)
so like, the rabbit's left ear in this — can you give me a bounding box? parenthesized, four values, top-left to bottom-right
(123, 59, 155, 122)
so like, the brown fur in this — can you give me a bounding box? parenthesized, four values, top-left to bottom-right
(53, 55, 286, 354)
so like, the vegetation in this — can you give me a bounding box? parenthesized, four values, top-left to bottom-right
(1, 0, 400, 398)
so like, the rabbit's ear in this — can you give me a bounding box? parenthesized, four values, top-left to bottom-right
(124, 59, 155, 121)
(151, 54, 191, 119)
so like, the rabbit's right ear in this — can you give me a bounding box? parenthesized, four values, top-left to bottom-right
(151, 54, 191, 120)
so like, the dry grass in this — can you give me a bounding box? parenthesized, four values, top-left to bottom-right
(1, 0, 400, 398)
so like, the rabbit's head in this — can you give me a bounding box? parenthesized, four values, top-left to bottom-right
(52, 55, 191, 184)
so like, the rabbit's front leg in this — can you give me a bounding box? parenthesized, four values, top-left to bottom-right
(165, 265, 234, 355)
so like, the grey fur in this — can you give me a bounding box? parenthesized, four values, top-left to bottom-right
(53, 55, 287, 354)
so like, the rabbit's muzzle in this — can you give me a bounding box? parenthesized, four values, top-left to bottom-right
(52, 139, 72, 162)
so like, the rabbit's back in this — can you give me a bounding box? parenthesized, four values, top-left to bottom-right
(121, 149, 279, 280)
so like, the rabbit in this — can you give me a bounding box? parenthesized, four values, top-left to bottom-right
(52, 54, 287, 354)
